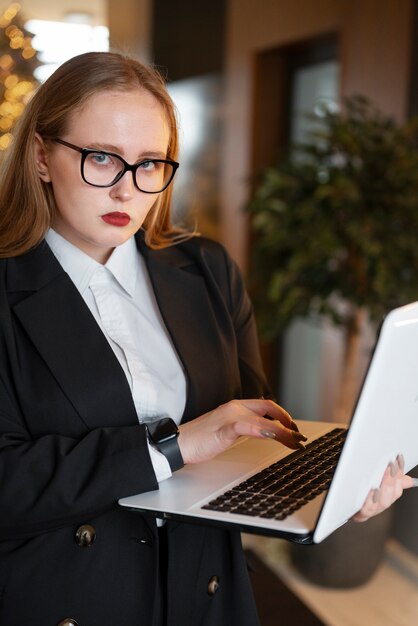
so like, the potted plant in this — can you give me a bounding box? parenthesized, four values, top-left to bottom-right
(248, 95, 418, 422)
(246, 95, 418, 586)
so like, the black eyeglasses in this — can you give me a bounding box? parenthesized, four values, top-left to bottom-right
(51, 138, 179, 194)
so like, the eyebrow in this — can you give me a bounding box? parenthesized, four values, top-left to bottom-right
(86, 142, 167, 160)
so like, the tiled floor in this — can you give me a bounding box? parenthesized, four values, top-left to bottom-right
(243, 535, 418, 626)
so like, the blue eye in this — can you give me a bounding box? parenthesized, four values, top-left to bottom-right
(139, 160, 157, 172)
(89, 152, 112, 166)
(86, 152, 116, 167)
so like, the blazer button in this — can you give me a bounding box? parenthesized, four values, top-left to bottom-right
(57, 620, 79, 626)
(207, 575, 220, 596)
(75, 524, 96, 547)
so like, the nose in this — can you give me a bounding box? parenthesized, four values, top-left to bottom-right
(109, 170, 136, 201)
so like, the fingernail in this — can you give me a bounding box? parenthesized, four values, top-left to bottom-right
(397, 454, 405, 473)
(260, 430, 276, 440)
(290, 420, 300, 433)
(296, 442, 306, 450)
(390, 461, 398, 477)
(372, 488, 381, 503)
(293, 432, 308, 442)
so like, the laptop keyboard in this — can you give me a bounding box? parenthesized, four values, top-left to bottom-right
(201, 428, 347, 521)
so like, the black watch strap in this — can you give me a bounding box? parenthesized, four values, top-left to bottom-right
(146, 418, 184, 472)
(157, 435, 184, 472)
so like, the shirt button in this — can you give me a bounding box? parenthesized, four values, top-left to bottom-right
(75, 524, 96, 547)
(207, 575, 220, 596)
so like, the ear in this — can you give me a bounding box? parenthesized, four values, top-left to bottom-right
(34, 133, 52, 182)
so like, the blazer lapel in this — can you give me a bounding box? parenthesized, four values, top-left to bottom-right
(140, 238, 237, 422)
(7, 242, 138, 431)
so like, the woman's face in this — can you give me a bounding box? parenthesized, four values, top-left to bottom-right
(35, 89, 170, 263)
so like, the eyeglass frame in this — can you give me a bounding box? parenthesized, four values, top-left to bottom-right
(49, 137, 179, 194)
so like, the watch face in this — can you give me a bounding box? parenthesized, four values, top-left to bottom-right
(148, 417, 179, 444)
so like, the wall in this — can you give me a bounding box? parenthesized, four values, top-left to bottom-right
(221, 0, 415, 270)
(108, 0, 153, 61)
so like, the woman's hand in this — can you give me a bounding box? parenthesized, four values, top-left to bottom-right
(353, 454, 414, 522)
(178, 399, 307, 465)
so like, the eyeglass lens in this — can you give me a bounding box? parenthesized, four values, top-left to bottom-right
(83, 152, 174, 193)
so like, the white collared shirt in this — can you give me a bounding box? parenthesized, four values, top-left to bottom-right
(46, 229, 187, 482)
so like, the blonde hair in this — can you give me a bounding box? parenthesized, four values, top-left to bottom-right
(0, 51, 192, 257)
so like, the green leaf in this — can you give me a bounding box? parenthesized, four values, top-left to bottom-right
(246, 95, 418, 338)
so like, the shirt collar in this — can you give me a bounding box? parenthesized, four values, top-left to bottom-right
(105, 235, 138, 297)
(45, 229, 138, 298)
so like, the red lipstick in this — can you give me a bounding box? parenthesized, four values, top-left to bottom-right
(101, 212, 130, 227)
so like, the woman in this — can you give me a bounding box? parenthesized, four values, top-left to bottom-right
(0, 52, 411, 626)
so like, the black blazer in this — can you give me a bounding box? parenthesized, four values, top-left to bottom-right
(0, 233, 268, 626)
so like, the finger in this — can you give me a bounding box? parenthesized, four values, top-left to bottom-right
(382, 459, 405, 491)
(394, 455, 415, 489)
(266, 403, 301, 433)
(397, 454, 405, 473)
(356, 477, 396, 521)
(256, 410, 308, 447)
(381, 462, 397, 486)
(377, 467, 405, 508)
(403, 475, 415, 489)
(359, 486, 388, 519)
(240, 399, 306, 437)
(352, 488, 378, 521)
(258, 429, 306, 450)
(390, 459, 400, 478)
(255, 412, 307, 447)
(263, 413, 300, 433)
(392, 455, 414, 489)
(259, 425, 307, 450)
(232, 414, 306, 450)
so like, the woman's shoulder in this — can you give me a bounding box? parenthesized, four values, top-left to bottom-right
(176, 234, 232, 267)
(144, 233, 230, 267)
(176, 235, 244, 298)
(145, 234, 241, 293)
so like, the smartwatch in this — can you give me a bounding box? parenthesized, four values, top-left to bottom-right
(146, 417, 184, 472)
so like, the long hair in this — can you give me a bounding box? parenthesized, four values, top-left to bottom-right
(0, 51, 191, 257)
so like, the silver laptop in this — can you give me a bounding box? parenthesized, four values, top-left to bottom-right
(119, 301, 418, 544)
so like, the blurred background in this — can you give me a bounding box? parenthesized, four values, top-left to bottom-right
(1, 1, 418, 624)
